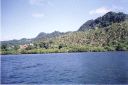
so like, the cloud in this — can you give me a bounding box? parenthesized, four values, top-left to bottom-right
(29, 0, 43, 5)
(29, 0, 52, 6)
(89, 6, 127, 16)
(32, 13, 44, 18)
(89, 7, 111, 15)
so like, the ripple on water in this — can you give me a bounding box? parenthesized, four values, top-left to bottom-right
(1, 52, 128, 84)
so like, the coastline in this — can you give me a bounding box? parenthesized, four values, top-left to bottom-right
(1, 50, 127, 55)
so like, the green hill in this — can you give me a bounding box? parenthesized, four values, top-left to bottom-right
(52, 21, 128, 52)
(1, 12, 128, 54)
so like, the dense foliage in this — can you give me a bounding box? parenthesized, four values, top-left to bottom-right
(1, 38, 32, 47)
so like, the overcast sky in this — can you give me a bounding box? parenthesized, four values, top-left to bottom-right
(1, 0, 128, 41)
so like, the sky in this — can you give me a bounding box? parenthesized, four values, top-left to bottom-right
(1, 0, 128, 41)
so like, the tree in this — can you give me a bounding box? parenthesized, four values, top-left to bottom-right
(1, 44, 8, 51)
(58, 44, 64, 49)
(14, 45, 19, 50)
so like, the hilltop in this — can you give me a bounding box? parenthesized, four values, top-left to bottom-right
(78, 11, 128, 31)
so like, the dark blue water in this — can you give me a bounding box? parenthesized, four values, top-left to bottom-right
(1, 52, 128, 84)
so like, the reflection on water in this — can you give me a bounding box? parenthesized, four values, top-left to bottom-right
(1, 52, 128, 84)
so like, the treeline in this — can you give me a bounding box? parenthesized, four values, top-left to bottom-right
(1, 21, 128, 55)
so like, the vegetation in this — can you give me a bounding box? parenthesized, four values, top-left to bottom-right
(1, 12, 128, 55)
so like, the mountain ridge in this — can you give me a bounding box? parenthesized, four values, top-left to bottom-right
(35, 31, 65, 40)
(78, 11, 128, 31)
(1, 11, 128, 54)
(1, 11, 128, 46)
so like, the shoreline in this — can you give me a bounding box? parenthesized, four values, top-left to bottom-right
(1, 50, 127, 55)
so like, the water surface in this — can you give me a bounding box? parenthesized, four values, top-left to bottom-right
(1, 51, 128, 84)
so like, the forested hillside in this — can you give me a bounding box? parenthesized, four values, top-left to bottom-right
(52, 21, 128, 51)
(1, 12, 128, 54)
